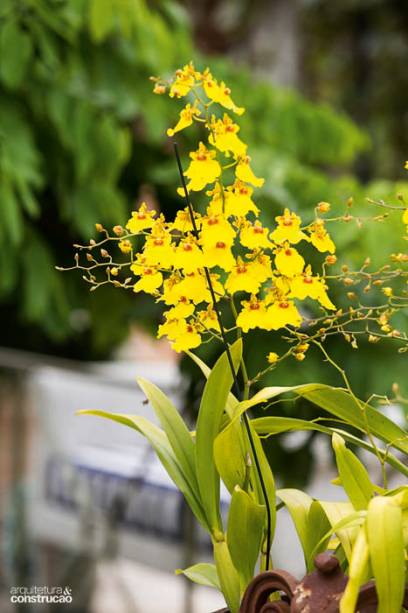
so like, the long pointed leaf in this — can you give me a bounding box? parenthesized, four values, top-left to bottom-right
(252, 416, 408, 477)
(366, 496, 405, 613)
(136, 377, 199, 497)
(196, 339, 242, 531)
(227, 486, 265, 588)
(78, 410, 208, 529)
(332, 433, 374, 510)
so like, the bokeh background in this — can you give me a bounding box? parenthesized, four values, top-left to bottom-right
(0, 1, 407, 611)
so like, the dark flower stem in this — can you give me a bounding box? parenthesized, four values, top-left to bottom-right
(173, 142, 272, 570)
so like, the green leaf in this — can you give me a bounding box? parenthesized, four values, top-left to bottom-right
(340, 526, 370, 613)
(136, 377, 199, 499)
(332, 433, 374, 511)
(0, 176, 22, 244)
(227, 486, 265, 588)
(276, 488, 313, 569)
(78, 410, 207, 529)
(176, 563, 220, 591)
(234, 384, 408, 456)
(305, 501, 332, 569)
(186, 349, 238, 418)
(0, 20, 32, 89)
(252, 416, 408, 478)
(213, 540, 240, 613)
(195, 339, 242, 531)
(214, 420, 247, 494)
(366, 496, 405, 613)
(246, 422, 276, 546)
(318, 501, 362, 560)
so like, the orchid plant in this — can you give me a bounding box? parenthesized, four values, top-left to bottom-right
(62, 63, 408, 612)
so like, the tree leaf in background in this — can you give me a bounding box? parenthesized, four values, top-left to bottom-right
(0, 19, 32, 89)
(88, 0, 114, 42)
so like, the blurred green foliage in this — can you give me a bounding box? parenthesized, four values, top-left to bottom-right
(0, 0, 406, 402)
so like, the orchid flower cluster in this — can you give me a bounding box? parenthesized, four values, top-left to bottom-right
(67, 63, 408, 371)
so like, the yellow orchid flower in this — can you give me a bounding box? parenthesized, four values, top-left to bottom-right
(171, 321, 201, 352)
(126, 202, 157, 234)
(270, 208, 309, 245)
(224, 181, 259, 217)
(236, 296, 269, 332)
(274, 244, 305, 277)
(133, 268, 163, 294)
(184, 142, 221, 192)
(200, 212, 236, 248)
(235, 156, 264, 187)
(169, 63, 197, 98)
(309, 220, 336, 254)
(197, 305, 221, 332)
(172, 208, 202, 233)
(240, 220, 273, 250)
(173, 236, 205, 273)
(167, 103, 201, 137)
(265, 300, 302, 330)
(201, 69, 244, 115)
(208, 114, 247, 157)
(203, 241, 235, 272)
(225, 260, 261, 294)
(290, 267, 336, 310)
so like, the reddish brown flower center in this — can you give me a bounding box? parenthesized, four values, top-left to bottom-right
(183, 243, 193, 252)
(237, 265, 247, 274)
(279, 302, 289, 309)
(303, 276, 313, 284)
(154, 238, 164, 246)
(216, 241, 226, 249)
(254, 226, 264, 234)
(226, 125, 235, 132)
(282, 219, 293, 226)
(208, 217, 219, 226)
(285, 249, 292, 256)
(196, 153, 207, 161)
(143, 268, 153, 275)
(250, 303, 260, 310)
